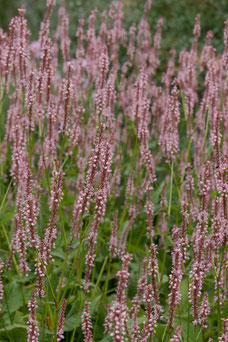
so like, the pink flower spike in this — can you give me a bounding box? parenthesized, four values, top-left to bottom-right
(82, 301, 93, 342)
(57, 299, 66, 342)
(27, 289, 39, 342)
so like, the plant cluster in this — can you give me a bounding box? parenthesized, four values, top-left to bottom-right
(0, 0, 227, 341)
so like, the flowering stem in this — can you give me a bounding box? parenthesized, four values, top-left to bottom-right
(159, 160, 173, 289)
(216, 276, 222, 335)
(187, 276, 190, 342)
(199, 109, 209, 168)
(0, 86, 5, 178)
(28, 127, 32, 169)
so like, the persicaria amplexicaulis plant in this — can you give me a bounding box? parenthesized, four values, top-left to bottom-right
(0, 0, 227, 341)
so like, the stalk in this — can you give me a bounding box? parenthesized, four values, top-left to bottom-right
(159, 160, 173, 289)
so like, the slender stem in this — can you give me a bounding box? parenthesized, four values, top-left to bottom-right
(196, 327, 202, 341)
(168, 160, 173, 217)
(92, 255, 108, 296)
(0, 178, 13, 213)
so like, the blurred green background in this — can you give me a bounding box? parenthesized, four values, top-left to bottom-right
(0, 0, 227, 55)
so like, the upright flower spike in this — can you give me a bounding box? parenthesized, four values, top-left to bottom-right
(27, 289, 39, 342)
(136, 3, 151, 68)
(152, 17, 163, 70)
(39, 0, 56, 48)
(4, 16, 18, 91)
(170, 326, 182, 342)
(211, 196, 225, 264)
(145, 190, 155, 239)
(168, 226, 183, 332)
(57, 299, 66, 342)
(104, 253, 132, 342)
(189, 260, 204, 326)
(109, 210, 118, 258)
(36, 37, 54, 118)
(159, 80, 180, 161)
(200, 30, 214, 70)
(218, 319, 228, 342)
(11, 110, 27, 185)
(71, 123, 105, 242)
(43, 168, 64, 261)
(25, 70, 36, 131)
(223, 19, 228, 67)
(44, 101, 58, 166)
(192, 14, 200, 57)
(17, 8, 30, 87)
(185, 163, 195, 207)
(119, 215, 134, 256)
(86, 8, 98, 80)
(107, 0, 126, 70)
(84, 140, 113, 291)
(131, 258, 147, 342)
(127, 24, 136, 62)
(61, 61, 72, 134)
(211, 110, 221, 168)
(35, 241, 46, 298)
(35, 168, 63, 297)
(133, 71, 148, 133)
(142, 284, 157, 341)
(189, 209, 209, 324)
(23, 162, 40, 249)
(82, 302, 93, 342)
(97, 46, 109, 91)
(57, 2, 71, 65)
(163, 49, 176, 95)
(0, 259, 4, 303)
(147, 243, 161, 317)
(15, 203, 30, 276)
(200, 292, 210, 329)
(181, 201, 189, 263)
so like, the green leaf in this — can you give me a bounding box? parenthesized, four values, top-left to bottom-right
(99, 337, 112, 342)
(64, 314, 81, 332)
(51, 248, 65, 260)
(6, 282, 23, 313)
(71, 240, 80, 249)
(0, 324, 27, 341)
(0, 212, 14, 225)
(162, 274, 169, 284)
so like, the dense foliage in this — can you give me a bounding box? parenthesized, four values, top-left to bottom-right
(0, 0, 227, 341)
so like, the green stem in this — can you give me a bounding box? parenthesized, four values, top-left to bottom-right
(59, 205, 68, 249)
(168, 160, 173, 217)
(0, 178, 13, 213)
(196, 327, 202, 341)
(92, 256, 108, 296)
